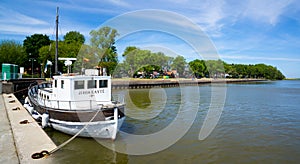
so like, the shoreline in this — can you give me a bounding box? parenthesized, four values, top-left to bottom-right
(112, 78, 267, 83)
(285, 78, 300, 80)
(111, 78, 266, 89)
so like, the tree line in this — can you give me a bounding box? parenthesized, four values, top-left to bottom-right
(0, 27, 118, 77)
(189, 59, 285, 80)
(114, 46, 185, 78)
(0, 32, 85, 77)
(0, 26, 285, 80)
(116, 50, 285, 80)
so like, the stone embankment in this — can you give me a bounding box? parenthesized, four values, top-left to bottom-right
(112, 78, 265, 89)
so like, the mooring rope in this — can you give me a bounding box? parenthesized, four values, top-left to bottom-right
(32, 106, 104, 159)
(10, 81, 40, 95)
(12, 87, 29, 94)
(11, 81, 36, 94)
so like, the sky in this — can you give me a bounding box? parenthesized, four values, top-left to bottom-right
(1, 0, 300, 78)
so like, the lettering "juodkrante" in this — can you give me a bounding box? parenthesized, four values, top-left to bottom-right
(78, 89, 105, 95)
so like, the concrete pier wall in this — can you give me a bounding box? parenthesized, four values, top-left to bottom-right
(2, 94, 56, 163)
(112, 78, 265, 89)
(0, 78, 44, 94)
(0, 94, 19, 163)
(1, 78, 266, 94)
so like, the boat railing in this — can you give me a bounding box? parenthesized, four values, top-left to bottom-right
(28, 82, 125, 110)
(28, 83, 122, 111)
(28, 82, 51, 97)
(37, 98, 107, 110)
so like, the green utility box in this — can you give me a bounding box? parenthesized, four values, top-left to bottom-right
(2, 63, 19, 80)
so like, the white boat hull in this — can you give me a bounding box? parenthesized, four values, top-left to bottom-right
(24, 101, 125, 140)
(49, 117, 125, 139)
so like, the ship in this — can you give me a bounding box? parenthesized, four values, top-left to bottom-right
(24, 7, 125, 140)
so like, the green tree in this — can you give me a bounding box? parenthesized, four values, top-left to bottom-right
(39, 31, 85, 76)
(171, 55, 186, 77)
(73, 44, 99, 74)
(205, 60, 225, 78)
(89, 26, 119, 75)
(189, 59, 207, 78)
(39, 40, 82, 75)
(0, 40, 26, 67)
(234, 64, 247, 78)
(23, 34, 50, 58)
(224, 63, 238, 78)
(64, 31, 85, 44)
(113, 62, 130, 78)
(119, 46, 172, 77)
(23, 34, 50, 71)
(122, 47, 150, 76)
(223, 62, 285, 80)
(122, 46, 138, 57)
(153, 52, 172, 72)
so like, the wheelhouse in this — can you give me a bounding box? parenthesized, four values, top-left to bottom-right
(38, 75, 112, 110)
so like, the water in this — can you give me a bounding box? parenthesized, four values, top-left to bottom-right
(26, 81, 300, 163)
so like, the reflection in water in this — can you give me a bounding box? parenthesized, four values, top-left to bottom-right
(99, 86, 201, 155)
(128, 89, 151, 109)
(125, 88, 167, 121)
(46, 129, 129, 164)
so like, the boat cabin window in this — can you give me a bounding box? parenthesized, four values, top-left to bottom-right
(54, 80, 57, 88)
(88, 80, 97, 89)
(61, 80, 64, 89)
(99, 80, 108, 88)
(75, 80, 85, 89)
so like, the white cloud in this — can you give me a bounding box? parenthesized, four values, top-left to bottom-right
(0, 23, 61, 37)
(106, 0, 131, 7)
(220, 54, 300, 62)
(166, 0, 189, 4)
(0, 5, 52, 37)
(0, 7, 48, 25)
(165, 0, 296, 36)
(242, 0, 293, 25)
(188, 0, 226, 34)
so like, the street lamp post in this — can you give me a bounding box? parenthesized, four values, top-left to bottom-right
(40, 64, 43, 78)
(29, 58, 36, 78)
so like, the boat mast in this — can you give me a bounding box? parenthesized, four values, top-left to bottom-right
(55, 7, 59, 74)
